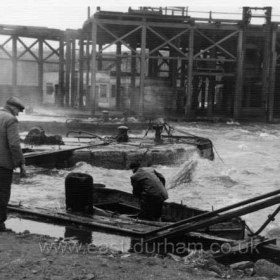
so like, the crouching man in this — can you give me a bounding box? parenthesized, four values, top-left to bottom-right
(129, 162, 168, 221)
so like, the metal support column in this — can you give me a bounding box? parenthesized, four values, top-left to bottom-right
(38, 38, 44, 104)
(139, 21, 147, 117)
(78, 38, 84, 108)
(185, 28, 194, 119)
(262, 9, 272, 120)
(130, 43, 137, 112)
(131, 44, 137, 88)
(116, 42, 121, 110)
(98, 44, 102, 70)
(58, 38, 65, 107)
(65, 37, 71, 107)
(233, 27, 245, 119)
(71, 39, 76, 107)
(86, 35, 90, 109)
(12, 36, 17, 87)
(207, 77, 215, 117)
(180, 55, 186, 88)
(90, 20, 97, 116)
(268, 25, 277, 122)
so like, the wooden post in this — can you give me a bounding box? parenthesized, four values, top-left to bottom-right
(268, 25, 277, 122)
(90, 20, 97, 116)
(12, 35, 17, 87)
(139, 21, 147, 117)
(185, 28, 194, 119)
(78, 37, 84, 109)
(233, 27, 245, 120)
(65, 37, 71, 107)
(71, 39, 76, 107)
(116, 42, 121, 110)
(38, 38, 43, 105)
(58, 38, 65, 107)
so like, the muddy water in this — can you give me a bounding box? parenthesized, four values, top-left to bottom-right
(9, 122, 280, 241)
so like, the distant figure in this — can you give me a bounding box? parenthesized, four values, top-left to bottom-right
(129, 162, 168, 221)
(0, 97, 26, 231)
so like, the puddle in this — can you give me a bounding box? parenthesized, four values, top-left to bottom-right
(6, 217, 132, 252)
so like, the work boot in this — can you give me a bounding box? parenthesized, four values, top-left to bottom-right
(0, 222, 12, 232)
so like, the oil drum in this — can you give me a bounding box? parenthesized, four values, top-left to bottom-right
(65, 172, 94, 214)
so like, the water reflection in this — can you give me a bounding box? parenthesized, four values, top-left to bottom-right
(65, 226, 92, 244)
(6, 217, 132, 252)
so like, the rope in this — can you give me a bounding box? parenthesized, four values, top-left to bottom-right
(212, 144, 225, 165)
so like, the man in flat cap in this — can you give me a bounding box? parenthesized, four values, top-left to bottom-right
(0, 96, 26, 231)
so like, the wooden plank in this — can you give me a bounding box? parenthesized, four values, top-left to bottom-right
(7, 204, 147, 236)
(144, 195, 280, 242)
(145, 188, 280, 237)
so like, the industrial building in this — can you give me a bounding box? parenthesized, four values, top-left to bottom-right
(0, 6, 279, 121)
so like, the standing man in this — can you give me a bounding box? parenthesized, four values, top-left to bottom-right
(0, 97, 26, 231)
(129, 162, 168, 221)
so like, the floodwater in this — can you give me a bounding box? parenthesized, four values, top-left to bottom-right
(8, 121, 280, 242)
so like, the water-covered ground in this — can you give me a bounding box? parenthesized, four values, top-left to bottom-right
(9, 121, 280, 240)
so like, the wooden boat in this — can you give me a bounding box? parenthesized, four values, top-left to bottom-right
(91, 186, 245, 240)
(8, 186, 246, 240)
(8, 185, 280, 263)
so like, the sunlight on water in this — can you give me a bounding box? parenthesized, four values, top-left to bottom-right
(10, 122, 280, 240)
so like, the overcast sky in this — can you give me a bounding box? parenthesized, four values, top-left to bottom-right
(0, 0, 280, 30)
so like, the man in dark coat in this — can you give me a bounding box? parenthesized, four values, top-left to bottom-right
(129, 162, 168, 221)
(0, 97, 26, 231)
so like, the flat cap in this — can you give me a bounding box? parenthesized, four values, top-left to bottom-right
(6, 96, 25, 112)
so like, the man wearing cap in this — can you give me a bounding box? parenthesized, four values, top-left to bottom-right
(129, 162, 168, 221)
(0, 96, 26, 231)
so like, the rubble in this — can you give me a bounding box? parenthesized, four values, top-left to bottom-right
(254, 259, 280, 278)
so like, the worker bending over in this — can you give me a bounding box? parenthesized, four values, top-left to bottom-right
(129, 162, 168, 221)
